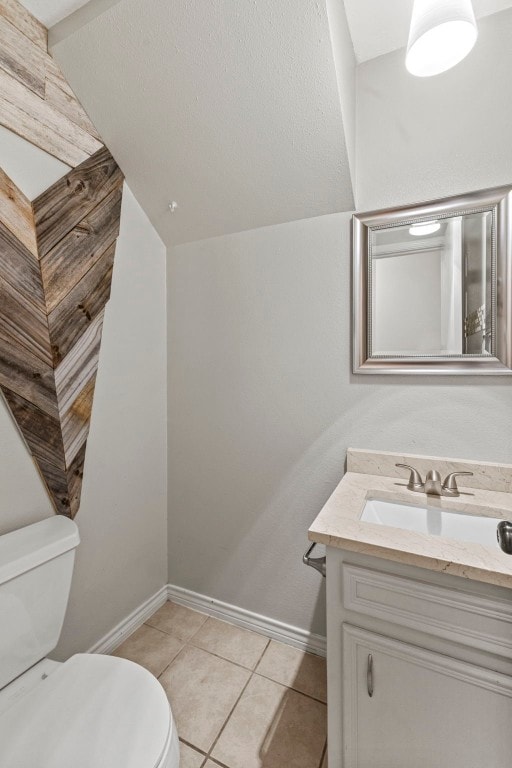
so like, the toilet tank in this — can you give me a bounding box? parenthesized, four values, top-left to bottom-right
(0, 516, 80, 690)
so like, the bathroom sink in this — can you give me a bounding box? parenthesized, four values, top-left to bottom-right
(361, 497, 500, 549)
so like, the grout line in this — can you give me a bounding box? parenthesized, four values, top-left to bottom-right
(205, 671, 255, 763)
(252, 670, 327, 706)
(254, 636, 271, 668)
(186, 637, 270, 673)
(141, 621, 188, 641)
(156, 642, 189, 680)
(179, 737, 207, 757)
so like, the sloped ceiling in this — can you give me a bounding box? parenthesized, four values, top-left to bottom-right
(21, 0, 91, 26)
(344, 0, 512, 63)
(46, 0, 354, 247)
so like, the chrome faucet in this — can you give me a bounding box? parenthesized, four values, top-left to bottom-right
(396, 464, 473, 498)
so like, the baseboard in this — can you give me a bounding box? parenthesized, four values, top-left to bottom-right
(167, 584, 327, 657)
(88, 585, 168, 655)
(87, 583, 326, 658)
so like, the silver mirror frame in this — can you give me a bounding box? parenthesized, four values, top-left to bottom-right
(353, 185, 512, 375)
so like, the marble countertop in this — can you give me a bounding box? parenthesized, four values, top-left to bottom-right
(309, 450, 512, 588)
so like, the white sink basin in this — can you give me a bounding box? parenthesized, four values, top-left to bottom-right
(361, 497, 500, 549)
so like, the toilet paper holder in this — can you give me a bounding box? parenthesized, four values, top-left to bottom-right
(302, 542, 326, 577)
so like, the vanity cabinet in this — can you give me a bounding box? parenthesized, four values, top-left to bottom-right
(327, 548, 512, 768)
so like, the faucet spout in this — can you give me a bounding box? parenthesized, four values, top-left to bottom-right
(424, 470, 443, 496)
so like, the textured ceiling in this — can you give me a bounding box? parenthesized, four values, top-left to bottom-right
(344, 0, 512, 63)
(50, 0, 354, 247)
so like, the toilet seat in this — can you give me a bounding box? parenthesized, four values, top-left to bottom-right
(0, 653, 177, 768)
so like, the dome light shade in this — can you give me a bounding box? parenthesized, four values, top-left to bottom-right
(406, 0, 478, 77)
(409, 220, 441, 236)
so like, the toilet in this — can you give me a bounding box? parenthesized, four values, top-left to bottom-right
(0, 515, 180, 767)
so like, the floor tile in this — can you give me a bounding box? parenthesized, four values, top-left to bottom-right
(191, 617, 269, 669)
(145, 601, 208, 641)
(212, 674, 327, 768)
(112, 624, 183, 677)
(255, 640, 327, 702)
(179, 741, 205, 768)
(159, 645, 251, 753)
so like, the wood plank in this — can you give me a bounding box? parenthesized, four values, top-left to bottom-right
(0, 15, 46, 97)
(45, 55, 77, 101)
(45, 77, 102, 141)
(0, 167, 38, 257)
(0, 87, 89, 167)
(54, 310, 104, 415)
(0, 219, 44, 310)
(47, 241, 115, 365)
(0, 0, 47, 50)
(0, 68, 102, 166)
(31, 452, 72, 517)
(61, 374, 96, 464)
(32, 440, 86, 518)
(40, 186, 122, 312)
(33, 147, 123, 257)
(1, 387, 66, 470)
(0, 276, 53, 366)
(66, 442, 87, 518)
(0, 327, 58, 418)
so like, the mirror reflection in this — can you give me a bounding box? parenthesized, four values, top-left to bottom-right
(370, 211, 493, 357)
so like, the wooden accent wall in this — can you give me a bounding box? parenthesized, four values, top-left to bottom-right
(0, 0, 102, 165)
(0, 1, 124, 517)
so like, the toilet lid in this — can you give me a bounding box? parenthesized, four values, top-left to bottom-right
(0, 654, 172, 768)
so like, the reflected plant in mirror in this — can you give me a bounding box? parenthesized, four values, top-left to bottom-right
(353, 186, 512, 374)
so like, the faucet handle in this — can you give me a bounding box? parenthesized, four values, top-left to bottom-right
(442, 471, 473, 495)
(396, 463, 424, 492)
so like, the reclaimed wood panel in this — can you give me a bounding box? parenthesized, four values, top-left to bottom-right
(0, 147, 123, 517)
(0, 1, 123, 518)
(0, 167, 37, 257)
(0, 329, 58, 418)
(0, 15, 46, 96)
(0, 220, 43, 307)
(47, 241, 115, 366)
(0, 0, 46, 50)
(44, 77, 101, 141)
(65, 443, 86, 517)
(40, 186, 122, 312)
(33, 459, 72, 516)
(0, 276, 53, 365)
(44, 55, 77, 100)
(33, 147, 123, 257)
(60, 374, 96, 465)
(54, 310, 104, 415)
(2, 388, 66, 470)
(0, 1, 102, 168)
(0, 68, 102, 166)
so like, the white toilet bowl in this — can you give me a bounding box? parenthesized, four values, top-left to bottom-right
(0, 516, 180, 767)
(0, 654, 180, 767)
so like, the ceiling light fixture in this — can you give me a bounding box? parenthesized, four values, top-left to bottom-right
(409, 220, 441, 236)
(406, 0, 478, 77)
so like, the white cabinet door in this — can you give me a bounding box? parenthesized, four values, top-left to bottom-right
(342, 625, 512, 768)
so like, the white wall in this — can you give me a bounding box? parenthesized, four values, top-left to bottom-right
(0, 131, 168, 656)
(56, 185, 168, 657)
(356, 8, 512, 211)
(167, 211, 512, 636)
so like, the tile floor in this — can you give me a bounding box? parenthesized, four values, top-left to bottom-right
(113, 601, 327, 768)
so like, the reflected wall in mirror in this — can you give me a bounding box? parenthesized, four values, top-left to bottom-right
(353, 186, 512, 374)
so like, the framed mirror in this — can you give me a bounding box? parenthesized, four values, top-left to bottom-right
(353, 186, 512, 374)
